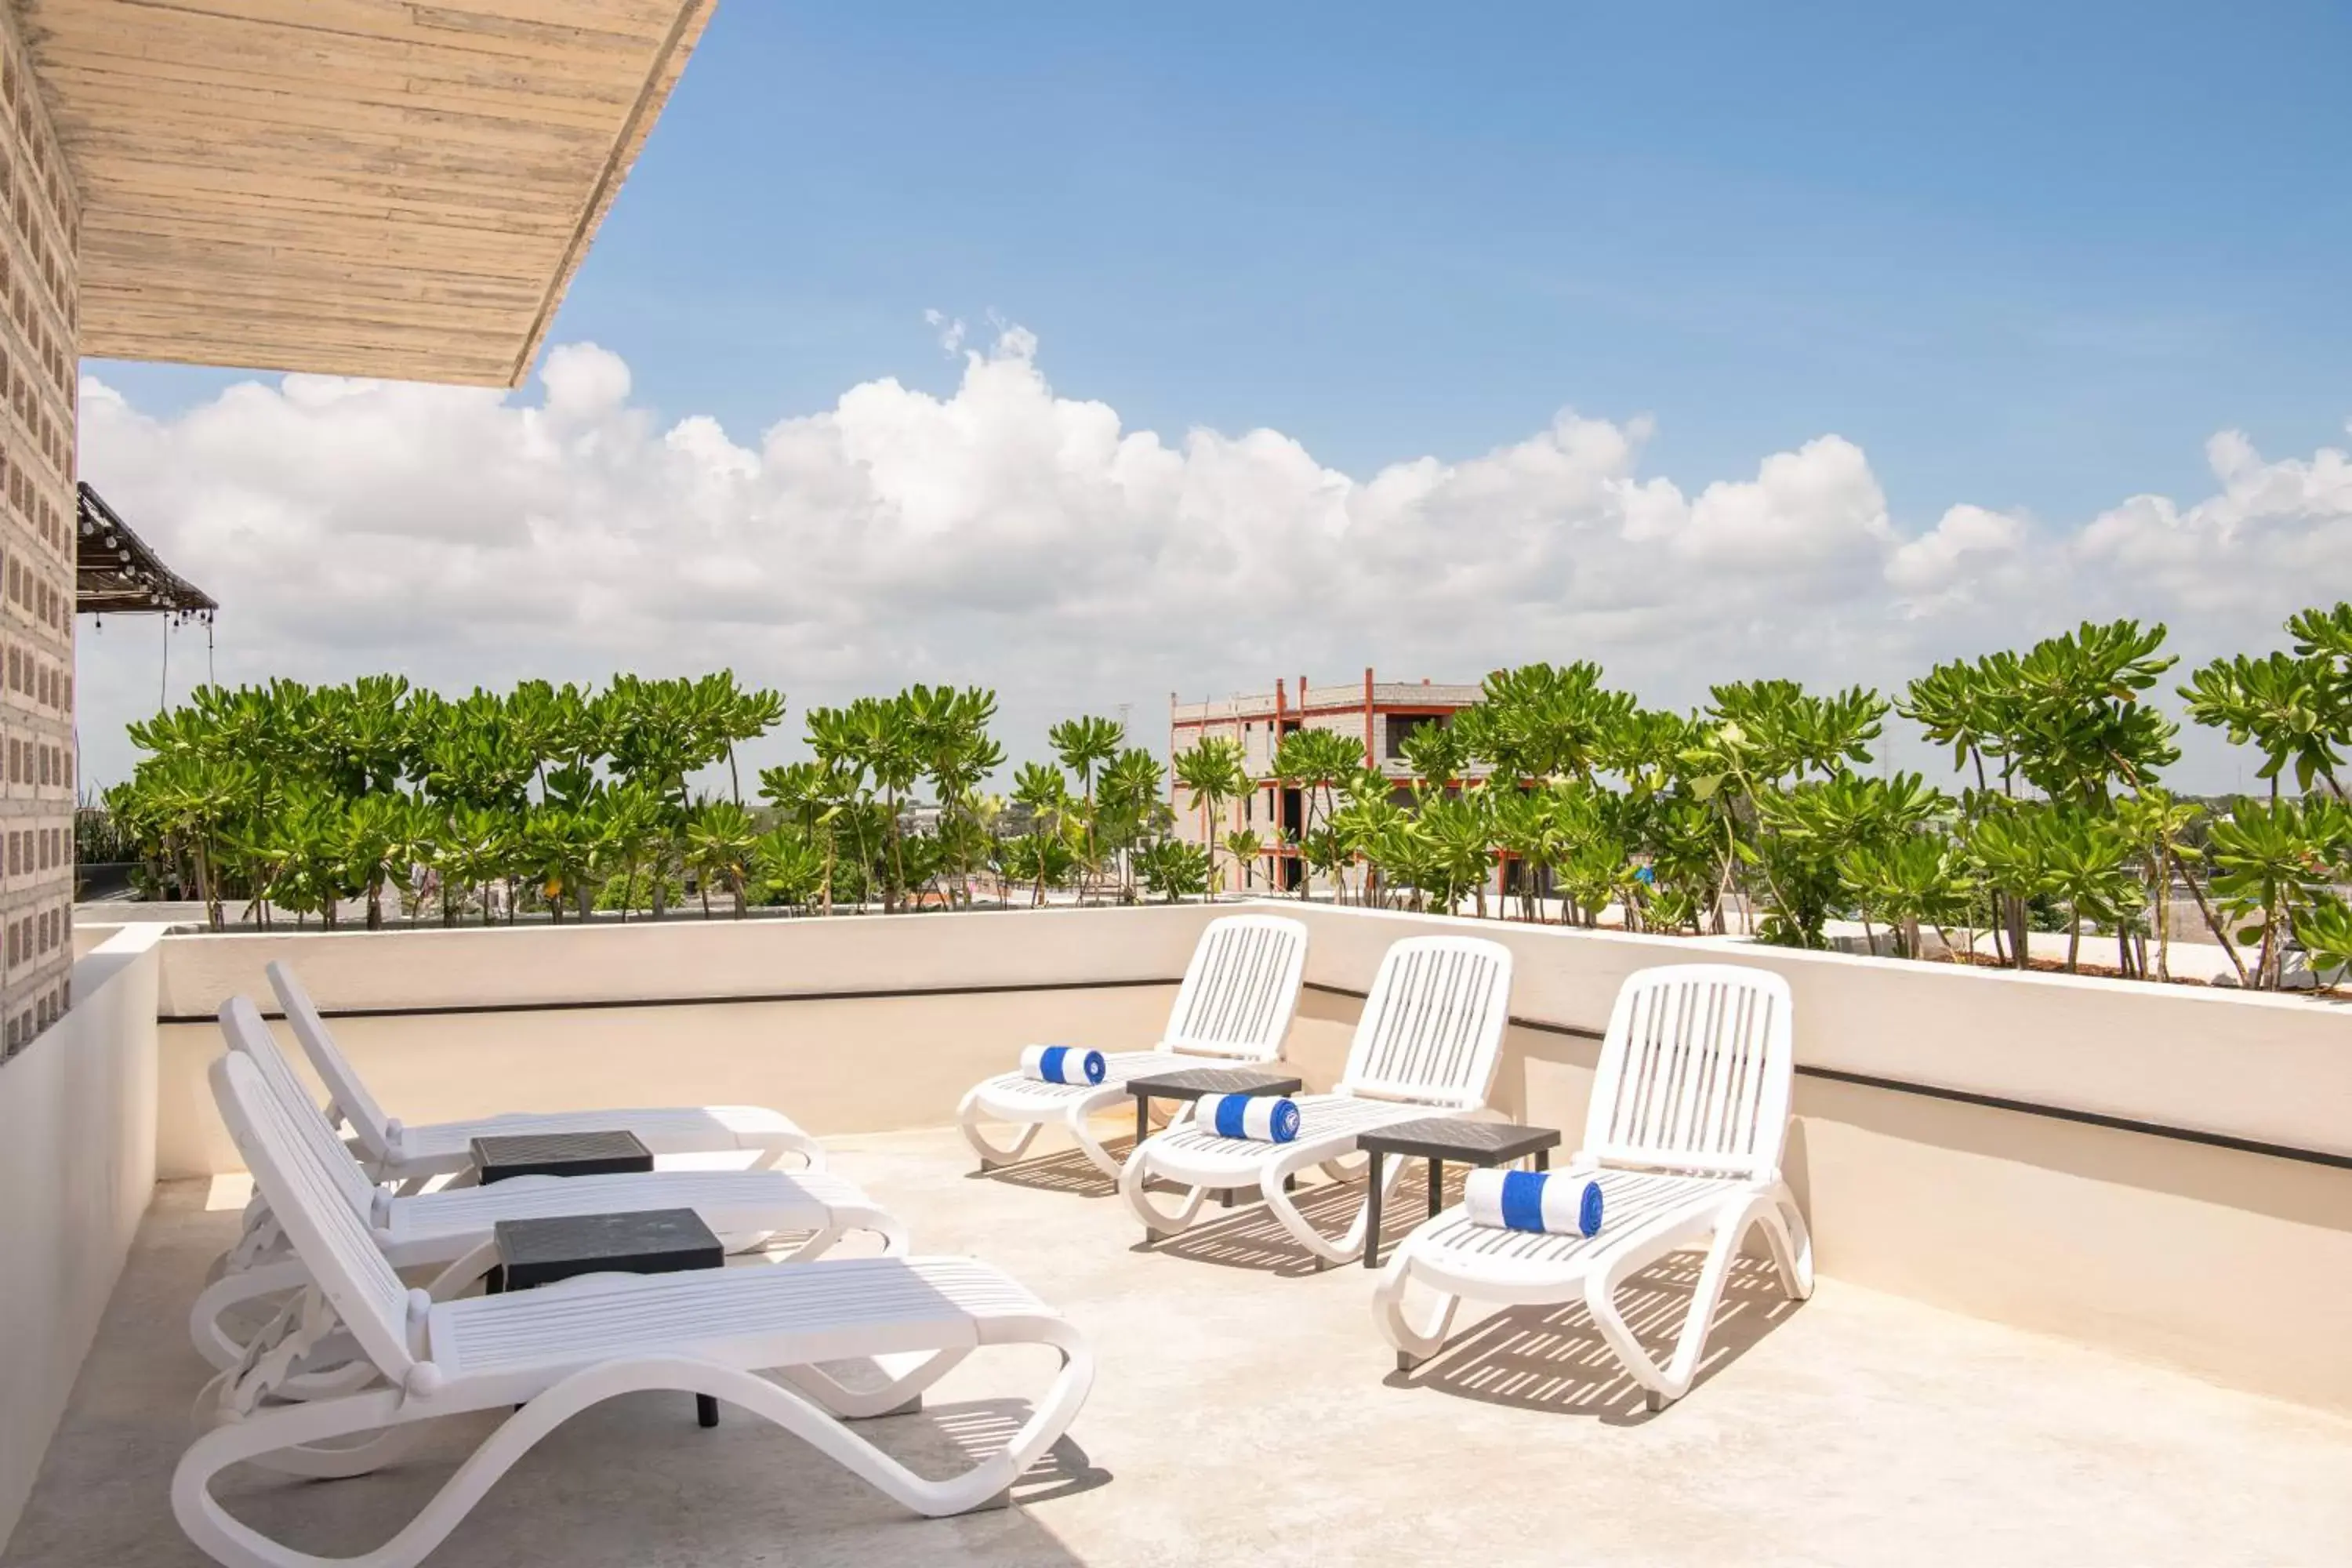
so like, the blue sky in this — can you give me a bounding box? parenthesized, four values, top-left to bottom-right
(93, 1, 2352, 527)
(73, 3, 2352, 793)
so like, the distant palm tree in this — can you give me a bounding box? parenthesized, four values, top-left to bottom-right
(1011, 760, 1073, 908)
(1051, 714, 1125, 903)
(1173, 737, 1249, 900)
(1096, 747, 1167, 902)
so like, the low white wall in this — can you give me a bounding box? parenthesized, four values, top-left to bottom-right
(151, 902, 1221, 1019)
(1269, 901, 2352, 1158)
(1256, 901, 2352, 1410)
(0, 924, 164, 1551)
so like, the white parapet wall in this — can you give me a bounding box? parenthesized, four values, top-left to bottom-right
(118, 898, 2352, 1414)
(1272, 901, 2352, 1156)
(146, 904, 1220, 1177)
(0, 924, 166, 1548)
(1248, 900, 2352, 1412)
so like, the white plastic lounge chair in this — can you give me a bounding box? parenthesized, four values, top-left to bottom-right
(1373, 964, 1814, 1410)
(266, 959, 823, 1186)
(196, 997, 906, 1375)
(957, 913, 1309, 1177)
(176, 1050, 1095, 1567)
(1120, 935, 1512, 1265)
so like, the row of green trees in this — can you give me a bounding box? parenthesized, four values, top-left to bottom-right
(101, 601, 2352, 992)
(105, 675, 1194, 931)
(1167, 604, 2352, 992)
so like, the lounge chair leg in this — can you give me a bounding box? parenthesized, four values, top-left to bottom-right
(1066, 1112, 1125, 1179)
(1396, 1350, 1421, 1374)
(697, 1395, 719, 1428)
(957, 1091, 1044, 1171)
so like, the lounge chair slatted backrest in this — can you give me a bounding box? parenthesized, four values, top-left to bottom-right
(223, 997, 383, 1224)
(1162, 914, 1312, 1058)
(212, 1006, 419, 1385)
(1584, 964, 1795, 1181)
(1337, 935, 1513, 1109)
(265, 960, 398, 1162)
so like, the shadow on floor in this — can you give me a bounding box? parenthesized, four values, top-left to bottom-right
(1138, 1160, 1479, 1277)
(1385, 1253, 1805, 1425)
(916, 1398, 1113, 1506)
(971, 1141, 1134, 1199)
(1134, 1171, 1388, 1276)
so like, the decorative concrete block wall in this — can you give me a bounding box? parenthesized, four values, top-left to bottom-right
(0, 7, 78, 1058)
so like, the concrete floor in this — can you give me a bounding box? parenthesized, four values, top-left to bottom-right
(10, 1126, 2352, 1568)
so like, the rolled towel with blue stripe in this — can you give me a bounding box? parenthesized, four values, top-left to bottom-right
(1020, 1044, 1106, 1086)
(1198, 1092, 1301, 1142)
(1464, 1168, 1603, 1236)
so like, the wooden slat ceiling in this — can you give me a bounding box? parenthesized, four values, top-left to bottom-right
(17, 0, 714, 387)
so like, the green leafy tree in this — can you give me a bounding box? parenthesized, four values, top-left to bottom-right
(1009, 760, 1073, 908)
(1221, 826, 1267, 890)
(1050, 714, 1124, 903)
(1396, 718, 1471, 799)
(2036, 810, 2140, 973)
(2208, 798, 2348, 988)
(1270, 726, 1367, 898)
(912, 686, 1004, 909)
(751, 825, 829, 913)
(1172, 737, 1250, 899)
(1136, 839, 1210, 904)
(684, 800, 761, 918)
(1094, 748, 1168, 903)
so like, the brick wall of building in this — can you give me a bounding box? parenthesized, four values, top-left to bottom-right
(0, 10, 78, 1058)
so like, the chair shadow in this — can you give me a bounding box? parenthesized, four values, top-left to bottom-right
(1139, 1164, 1449, 1277)
(1383, 1252, 1805, 1426)
(909, 1397, 1113, 1506)
(691, 1381, 1110, 1506)
(967, 1140, 1134, 1198)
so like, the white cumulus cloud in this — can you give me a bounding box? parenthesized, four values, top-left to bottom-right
(71, 329, 2352, 791)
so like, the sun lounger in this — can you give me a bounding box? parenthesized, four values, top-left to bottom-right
(1119, 935, 1512, 1265)
(174, 1049, 1094, 1567)
(957, 913, 1308, 1176)
(1373, 964, 1813, 1409)
(194, 996, 904, 1376)
(267, 960, 823, 1187)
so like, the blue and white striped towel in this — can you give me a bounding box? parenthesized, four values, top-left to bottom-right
(1464, 1168, 1603, 1236)
(1020, 1044, 1106, 1085)
(1197, 1093, 1301, 1142)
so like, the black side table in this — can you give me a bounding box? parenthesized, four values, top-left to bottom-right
(1355, 1118, 1562, 1269)
(470, 1131, 652, 1184)
(492, 1207, 725, 1427)
(1127, 1065, 1305, 1207)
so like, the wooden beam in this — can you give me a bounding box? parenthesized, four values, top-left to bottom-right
(22, 0, 716, 385)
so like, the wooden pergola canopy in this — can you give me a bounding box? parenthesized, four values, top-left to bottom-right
(75, 481, 214, 617)
(20, 0, 714, 387)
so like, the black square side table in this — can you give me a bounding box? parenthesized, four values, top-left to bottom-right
(470, 1130, 652, 1184)
(1355, 1117, 1563, 1269)
(1126, 1065, 1305, 1208)
(492, 1207, 725, 1427)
